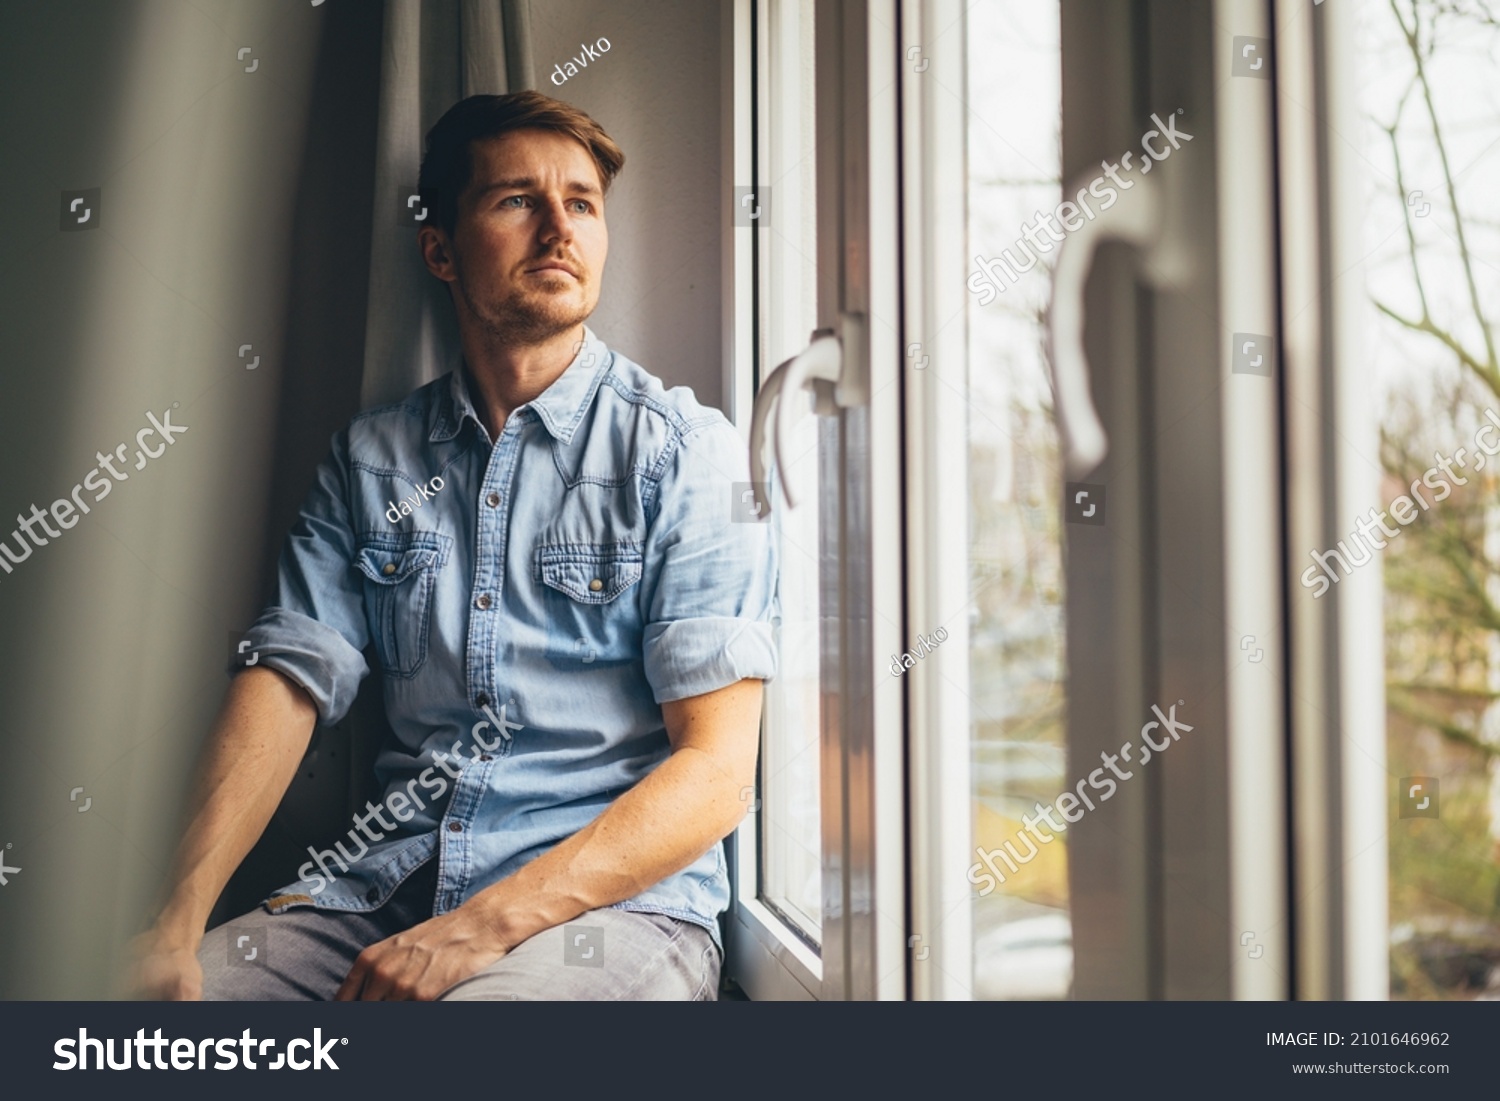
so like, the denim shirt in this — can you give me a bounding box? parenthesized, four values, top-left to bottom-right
(244, 326, 777, 944)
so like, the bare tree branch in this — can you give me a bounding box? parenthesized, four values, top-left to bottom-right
(1390, 0, 1499, 369)
(1389, 687, 1500, 759)
(1373, 300, 1500, 397)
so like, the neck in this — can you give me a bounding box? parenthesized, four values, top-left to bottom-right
(460, 322, 585, 439)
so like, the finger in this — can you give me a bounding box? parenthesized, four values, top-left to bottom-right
(360, 967, 397, 1001)
(334, 958, 369, 1001)
(349, 947, 398, 1001)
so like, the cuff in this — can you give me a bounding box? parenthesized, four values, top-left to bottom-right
(233, 607, 369, 725)
(643, 617, 777, 704)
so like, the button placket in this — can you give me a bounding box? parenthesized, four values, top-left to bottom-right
(436, 752, 494, 911)
(466, 421, 519, 731)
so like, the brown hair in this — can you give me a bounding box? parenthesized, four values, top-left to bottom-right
(418, 91, 626, 237)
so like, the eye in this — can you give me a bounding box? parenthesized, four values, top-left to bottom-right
(498, 194, 528, 209)
(569, 199, 593, 214)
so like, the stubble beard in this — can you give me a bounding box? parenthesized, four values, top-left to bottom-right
(462, 275, 593, 348)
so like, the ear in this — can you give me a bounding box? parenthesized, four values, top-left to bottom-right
(418, 225, 458, 283)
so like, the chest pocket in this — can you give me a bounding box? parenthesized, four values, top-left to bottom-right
(536, 542, 644, 665)
(355, 531, 452, 678)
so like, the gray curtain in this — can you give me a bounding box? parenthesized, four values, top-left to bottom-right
(361, 0, 532, 407)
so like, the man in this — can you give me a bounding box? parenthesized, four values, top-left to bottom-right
(128, 91, 776, 1001)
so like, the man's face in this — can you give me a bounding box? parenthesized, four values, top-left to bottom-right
(424, 128, 608, 344)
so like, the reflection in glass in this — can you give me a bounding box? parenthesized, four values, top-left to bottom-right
(966, 0, 1071, 999)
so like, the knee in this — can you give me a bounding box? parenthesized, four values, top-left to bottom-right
(196, 926, 245, 1001)
(197, 917, 277, 1000)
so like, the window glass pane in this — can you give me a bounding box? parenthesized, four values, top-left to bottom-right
(1355, 0, 1500, 1001)
(965, 0, 1071, 1000)
(759, 0, 822, 942)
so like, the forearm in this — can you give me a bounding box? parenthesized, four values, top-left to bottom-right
(153, 666, 318, 942)
(469, 745, 747, 950)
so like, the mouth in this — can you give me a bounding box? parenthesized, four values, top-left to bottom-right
(526, 261, 579, 278)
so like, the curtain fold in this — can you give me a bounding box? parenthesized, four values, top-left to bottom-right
(462, 0, 510, 96)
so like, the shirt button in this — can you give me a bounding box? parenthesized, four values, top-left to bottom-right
(476, 593, 492, 610)
(382, 563, 397, 576)
(447, 821, 463, 832)
(365, 887, 379, 903)
(589, 578, 604, 592)
(486, 491, 500, 507)
(480, 754, 493, 762)
(476, 693, 490, 708)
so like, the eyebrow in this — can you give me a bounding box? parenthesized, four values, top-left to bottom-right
(470, 177, 603, 201)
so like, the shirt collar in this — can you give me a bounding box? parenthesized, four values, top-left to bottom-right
(429, 325, 611, 445)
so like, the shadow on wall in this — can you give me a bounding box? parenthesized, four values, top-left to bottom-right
(217, 0, 390, 928)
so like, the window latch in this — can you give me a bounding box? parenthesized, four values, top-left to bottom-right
(747, 312, 866, 516)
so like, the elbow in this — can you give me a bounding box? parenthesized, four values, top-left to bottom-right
(719, 780, 757, 838)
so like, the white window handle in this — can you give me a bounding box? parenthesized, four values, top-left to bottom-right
(748, 314, 864, 515)
(1048, 171, 1165, 477)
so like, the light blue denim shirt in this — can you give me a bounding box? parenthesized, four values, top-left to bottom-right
(244, 326, 777, 945)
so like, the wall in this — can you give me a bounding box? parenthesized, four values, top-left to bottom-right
(524, 0, 728, 408)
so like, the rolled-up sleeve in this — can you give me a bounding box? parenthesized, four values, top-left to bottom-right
(238, 430, 370, 724)
(640, 415, 778, 703)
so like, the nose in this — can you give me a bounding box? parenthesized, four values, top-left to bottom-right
(538, 196, 574, 246)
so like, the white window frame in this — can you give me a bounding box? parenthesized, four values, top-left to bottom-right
(724, 0, 907, 1001)
(723, 0, 825, 1001)
(899, 0, 973, 1001)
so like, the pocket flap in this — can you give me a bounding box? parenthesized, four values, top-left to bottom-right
(355, 534, 448, 585)
(537, 543, 644, 603)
